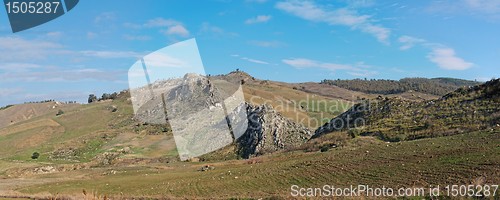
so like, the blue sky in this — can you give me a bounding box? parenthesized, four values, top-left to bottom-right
(0, 0, 499, 106)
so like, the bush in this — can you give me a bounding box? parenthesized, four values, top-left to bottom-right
(56, 109, 64, 116)
(31, 152, 40, 159)
(320, 145, 329, 152)
(88, 94, 97, 103)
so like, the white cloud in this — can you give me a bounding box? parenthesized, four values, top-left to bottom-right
(165, 25, 190, 37)
(398, 35, 426, 50)
(241, 57, 269, 65)
(46, 31, 63, 39)
(283, 58, 351, 70)
(361, 24, 390, 44)
(462, 0, 500, 13)
(143, 53, 186, 68)
(245, 15, 272, 24)
(397, 35, 474, 70)
(427, 48, 474, 70)
(124, 18, 190, 38)
(0, 88, 23, 98)
(231, 54, 269, 65)
(80, 50, 143, 59)
(0, 63, 41, 72)
(282, 58, 377, 77)
(427, 0, 500, 18)
(0, 37, 66, 61)
(0, 66, 126, 82)
(144, 18, 182, 28)
(276, 0, 390, 43)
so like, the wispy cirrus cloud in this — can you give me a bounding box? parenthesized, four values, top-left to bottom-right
(144, 18, 182, 28)
(0, 88, 24, 98)
(0, 66, 126, 82)
(398, 35, 474, 70)
(231, 54, 269, 65)
(0, 63, 41, 72)
(0, 36, 67, 61)
(282, 58, 377, 77)
(463, 0, 500, 13)
(124, 18, 190, 37)
(245, 15, 272, 24)
(427, 0, 500, 19)
(398, 35, 426, 50)
(0, 36, 138, 85)
(79, 50, 144, 59)
(275, 0, 390, 43)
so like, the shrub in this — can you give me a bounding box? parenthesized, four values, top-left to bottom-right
(31, 152, 40, 159)
(320, 145, 329, 152)
(88, 94, 97, 103)
(56, 109, 64, 116)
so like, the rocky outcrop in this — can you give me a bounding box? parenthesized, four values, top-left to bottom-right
(131, 73, 314, 159)
(237, 104, 312, 158)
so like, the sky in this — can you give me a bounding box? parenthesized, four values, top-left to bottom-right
(0, 0, 499, 106)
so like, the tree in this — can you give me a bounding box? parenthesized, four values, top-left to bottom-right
(110, 92, 118, 99)
(101, 93, 111, 101)
(88, 94, 97, 103)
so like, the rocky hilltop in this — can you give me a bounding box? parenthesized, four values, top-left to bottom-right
(130, 72, 312, 159)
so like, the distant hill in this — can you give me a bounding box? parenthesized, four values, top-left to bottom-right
(320, 77, 481, 96)
(0, 102, 79, 128)
(314, 78, 500, 141)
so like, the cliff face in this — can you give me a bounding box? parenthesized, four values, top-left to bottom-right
(237, 104, 312, 158)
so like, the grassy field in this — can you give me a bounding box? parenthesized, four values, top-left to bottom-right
(10, 130, 499, 199)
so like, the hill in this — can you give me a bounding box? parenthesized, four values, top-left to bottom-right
(320, 77, 480, 96)
(314, 78, 500, 141)
(0, 102, 80, 128)
(0, 72, 498, 199)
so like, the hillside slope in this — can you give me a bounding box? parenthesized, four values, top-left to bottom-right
(0, 102, 79, 128)
(315, 78, 500, 141)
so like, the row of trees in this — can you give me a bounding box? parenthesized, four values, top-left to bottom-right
(88, 92, 119, 103)
(24, 100, 77, 104)
(24, 99, 56, 104)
